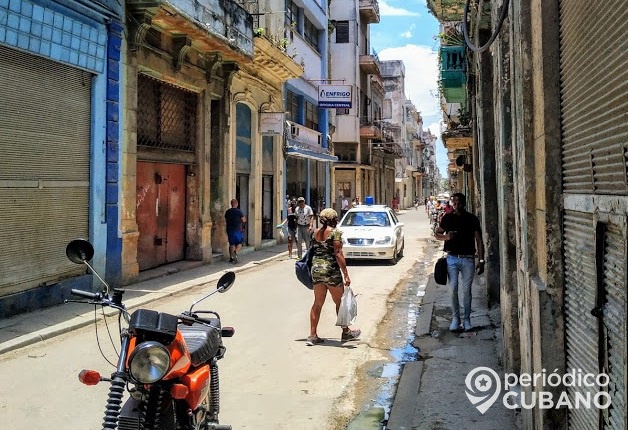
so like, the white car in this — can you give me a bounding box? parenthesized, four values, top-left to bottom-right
(337, 205, 405, 264)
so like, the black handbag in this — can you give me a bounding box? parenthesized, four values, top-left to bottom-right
(434, 255, 448, 285)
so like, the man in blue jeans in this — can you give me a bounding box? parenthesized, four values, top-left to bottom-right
(434, 193, 485, 332)
(225, 198, 246, 264)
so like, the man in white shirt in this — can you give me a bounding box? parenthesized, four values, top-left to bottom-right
(341, 196, 350, 218)
(294, 197, 314, 258)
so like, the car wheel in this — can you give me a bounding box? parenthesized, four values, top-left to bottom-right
(398, 241, 404, 258)
(389, 246, 398, 265)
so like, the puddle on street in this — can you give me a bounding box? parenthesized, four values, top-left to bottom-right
(345, 240, 440, 429)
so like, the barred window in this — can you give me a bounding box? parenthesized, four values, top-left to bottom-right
(304, 17, 319, 51)
(286, 90, 299, 122)
(305, 100, 318, 130)
(137, 74, 197, 152)
(337, 108, 349, 115)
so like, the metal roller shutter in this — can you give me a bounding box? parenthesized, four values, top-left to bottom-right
(563, 210, 598, 430)
(559, 0, 628, 194)
(0, 45, 91, 297)
(602, 223, 627, 430)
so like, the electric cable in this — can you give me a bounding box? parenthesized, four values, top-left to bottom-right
(462, 0, 510, 53)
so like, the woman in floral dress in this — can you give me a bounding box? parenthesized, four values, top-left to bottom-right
(306, 208, 361, 346)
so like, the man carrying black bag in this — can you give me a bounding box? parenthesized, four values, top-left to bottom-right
(433, 193, 485, 332)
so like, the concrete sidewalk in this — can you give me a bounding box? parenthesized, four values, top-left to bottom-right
(387, 274, 521, 430)
(0, 241, 289, 354)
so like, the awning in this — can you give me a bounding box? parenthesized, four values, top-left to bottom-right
(285, 139, 338, 162)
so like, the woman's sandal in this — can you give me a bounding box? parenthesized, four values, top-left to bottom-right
(341, 329, 361, 342)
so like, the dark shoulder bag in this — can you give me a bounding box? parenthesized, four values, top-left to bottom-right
(434, 255, 448, 285)
(295, 233, 317, 289)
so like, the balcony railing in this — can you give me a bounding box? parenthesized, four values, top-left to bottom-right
(127, 0, 254, 57)
(359, 0, 380, 24)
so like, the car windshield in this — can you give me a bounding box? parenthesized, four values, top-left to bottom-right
(341, 211, 390, 227)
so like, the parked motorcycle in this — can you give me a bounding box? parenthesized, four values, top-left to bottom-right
(64, 239, 235, 430)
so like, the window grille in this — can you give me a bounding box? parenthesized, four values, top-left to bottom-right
(137, 74, 197, 152)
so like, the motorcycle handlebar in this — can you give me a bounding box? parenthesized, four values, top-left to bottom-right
(71, 289, 100, 300)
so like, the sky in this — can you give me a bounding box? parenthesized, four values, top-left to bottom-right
(371, 0, 449, 177)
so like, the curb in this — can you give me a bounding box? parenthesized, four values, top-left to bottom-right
(0, 250, 288, 355)
(386, 276, 436, 429)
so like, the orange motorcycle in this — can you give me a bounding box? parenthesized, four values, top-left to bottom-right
(65, 239, 235, 430)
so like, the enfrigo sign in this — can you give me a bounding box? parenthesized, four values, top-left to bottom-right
(318, 84, 352, 108)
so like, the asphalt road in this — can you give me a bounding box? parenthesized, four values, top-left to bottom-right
(0, 208, 432, 430)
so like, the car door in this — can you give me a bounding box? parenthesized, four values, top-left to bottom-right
(388, 209, 404, 246)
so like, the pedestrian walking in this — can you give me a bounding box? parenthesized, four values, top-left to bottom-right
(433, 193, 485, 332)
(224, 198, 246, 264)
(307, 208, 360, 346)
(294, 196, 314, 259)
(277, 200, 297, 258)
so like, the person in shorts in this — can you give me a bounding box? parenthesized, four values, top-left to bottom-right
(277, 200, 297, 258)
(225, 198, 246, 263)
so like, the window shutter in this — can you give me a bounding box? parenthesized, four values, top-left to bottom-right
(336, 21, 349, 43)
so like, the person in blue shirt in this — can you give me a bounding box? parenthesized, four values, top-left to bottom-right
(224, 198, 247, 263)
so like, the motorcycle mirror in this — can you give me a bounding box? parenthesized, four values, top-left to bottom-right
(189, 271, 236, 313)
(66, 239, 94, 264)
(217, 271, 236, 293)
(65, 239, 110, 295)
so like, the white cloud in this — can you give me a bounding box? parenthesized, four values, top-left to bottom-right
(379, 44, 440, 118)
(400, 23, 416, 38)
(379, 0, 420, 16)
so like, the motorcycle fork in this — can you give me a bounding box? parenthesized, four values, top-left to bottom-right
(102, 333, 131, 429)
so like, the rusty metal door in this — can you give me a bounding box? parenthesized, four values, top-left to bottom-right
(136, 162, 186, 271)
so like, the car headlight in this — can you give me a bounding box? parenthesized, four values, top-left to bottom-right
(374, 236, 392, 244)
(128, 341, 171, 384)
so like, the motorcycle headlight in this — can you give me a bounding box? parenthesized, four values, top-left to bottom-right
(375, 236, 392, 244)
(128, 341, 170, 384)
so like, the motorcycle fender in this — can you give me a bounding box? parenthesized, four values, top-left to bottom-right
(181, 365, 210, 410)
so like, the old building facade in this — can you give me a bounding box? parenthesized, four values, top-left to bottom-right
(430, 0, 627, 429)
(121, 0, 302, 282)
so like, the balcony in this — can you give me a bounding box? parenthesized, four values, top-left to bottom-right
(284, 121, 338, 162)
(427, 0, 490, 27)
(359, 55, 380, 75)
(360, 118, 383, 140)
(359, 0, 380, 24)
(440, 46, 466, 103)
(253, 36, 303, 84)
(127, 0, 254, 60)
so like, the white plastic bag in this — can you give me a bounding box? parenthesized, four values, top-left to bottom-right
(336, 287, 357, 326)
